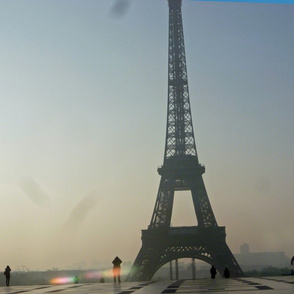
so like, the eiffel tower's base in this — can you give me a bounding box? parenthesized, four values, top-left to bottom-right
(126, 226, 244, 281)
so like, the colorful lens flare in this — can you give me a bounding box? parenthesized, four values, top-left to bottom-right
(49, 269, 114, 285)
(50, 276, 75, 285)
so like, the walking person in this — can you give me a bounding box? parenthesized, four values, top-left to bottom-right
(112, 256, 122, 283)
(224, 267, 230, 278)
(210, 265, 217, 279)
(4, 265, 11, 286)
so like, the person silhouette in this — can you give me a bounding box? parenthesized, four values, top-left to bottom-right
(4, 265, 11, 286)
(224, 267, 230, 278)
(291, 256, 294, 265)
(112, 256, 122, 283)
(210, 265, 217, 279)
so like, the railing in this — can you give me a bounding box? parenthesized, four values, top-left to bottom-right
(143, 226, 226, 238)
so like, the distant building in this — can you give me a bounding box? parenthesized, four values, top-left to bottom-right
(234, 244, 290, 270)
(240, 243, 250, 254)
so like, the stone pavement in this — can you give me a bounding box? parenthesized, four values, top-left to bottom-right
(0, 276, 293, 293)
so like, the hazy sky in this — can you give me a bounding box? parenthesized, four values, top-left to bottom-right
(0, 0, 293, 272)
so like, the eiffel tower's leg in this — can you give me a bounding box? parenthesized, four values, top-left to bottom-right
(149, 177, 175, 229)
(126, 237, 161, 281)
(126, 177, 175, 281)
(189, 174, 243, 277)
(189, 172, 218, 227)
(209, 239, 244, 277)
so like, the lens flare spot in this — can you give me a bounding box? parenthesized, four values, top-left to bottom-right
(50, 276, 75, 284)
(49, 269, 113, 285)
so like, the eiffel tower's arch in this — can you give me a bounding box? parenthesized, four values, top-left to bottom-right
(153, 257, 216, 280)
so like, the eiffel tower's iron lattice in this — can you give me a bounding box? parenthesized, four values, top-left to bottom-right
(126, 0, 244, 281)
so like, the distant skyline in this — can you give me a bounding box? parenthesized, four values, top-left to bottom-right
(0, 0, 293, 271)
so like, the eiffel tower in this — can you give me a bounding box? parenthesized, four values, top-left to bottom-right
(126, 0, 244, 281)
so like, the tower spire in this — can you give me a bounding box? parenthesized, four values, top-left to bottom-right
(165, 0, 198, 161)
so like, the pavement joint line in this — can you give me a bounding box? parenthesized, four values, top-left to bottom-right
(162, 279, 185, 293)
(255, 285, 273, 290)
(260, 276, 294, 284)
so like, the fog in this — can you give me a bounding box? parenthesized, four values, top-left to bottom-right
(0, 0, 293, 271)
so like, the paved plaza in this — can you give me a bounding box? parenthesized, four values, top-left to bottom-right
(0, 276, 293, 294)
